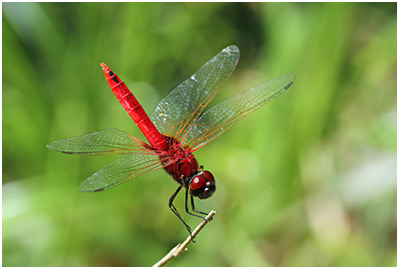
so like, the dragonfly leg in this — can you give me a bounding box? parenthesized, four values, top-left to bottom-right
(185, 188, 207, 220)
(169, 185, 192, 234)
(190, 195, 208, 216)
(198, 165, 204, 172)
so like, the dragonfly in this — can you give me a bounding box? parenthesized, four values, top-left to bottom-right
(47, 45, 295, 233)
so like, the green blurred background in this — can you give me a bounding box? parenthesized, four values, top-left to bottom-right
(3, 2, 396, 266)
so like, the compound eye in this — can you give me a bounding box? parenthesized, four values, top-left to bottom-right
(190, 174, 207, 191)
(202, 171, 214, 182)
(190, 171, 216, 199)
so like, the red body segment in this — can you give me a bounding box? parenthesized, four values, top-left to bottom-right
(101, 63, 202, 189)
(160, 137, 199, 182)
(101, 63, 169, 151)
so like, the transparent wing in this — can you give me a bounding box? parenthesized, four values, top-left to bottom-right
(79, 153, 171, 192)
(47, 128, 150, 155)
(185, 73, 296, 150)
(48, 128, 179, 192)
(150, 45, 240, 144)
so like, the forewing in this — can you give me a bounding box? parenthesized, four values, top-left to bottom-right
(47, 128, 149, 155)
(79, 153, 172, 192)
(150, 45, 240, 143)
(185, 73, 296, 150)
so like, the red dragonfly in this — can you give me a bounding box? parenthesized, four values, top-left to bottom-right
(47, 45, 295, 233)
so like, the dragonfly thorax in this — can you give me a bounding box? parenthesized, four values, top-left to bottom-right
(161, 136, 199, 182)
(160, 136, 216, 199)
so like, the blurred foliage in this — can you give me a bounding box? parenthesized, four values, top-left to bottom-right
(2, 2, 396, 266)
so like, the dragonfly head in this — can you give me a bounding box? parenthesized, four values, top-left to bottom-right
(189, 170, 216, 199)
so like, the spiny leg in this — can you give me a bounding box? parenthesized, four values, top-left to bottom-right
(190, 195, 208, 216)
(185, 187, 207, 220)
(169, 185, 192, 234)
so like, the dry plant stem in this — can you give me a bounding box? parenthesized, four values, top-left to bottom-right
(153, 210, 216, 267)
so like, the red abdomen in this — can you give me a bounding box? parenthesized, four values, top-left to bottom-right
(101, 63, 169, 151)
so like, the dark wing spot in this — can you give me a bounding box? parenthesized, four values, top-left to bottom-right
(284, 81, 294, 90)
(94, 188, 105, 192)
